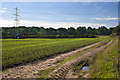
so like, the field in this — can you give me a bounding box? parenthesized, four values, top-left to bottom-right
(2, 37, 107, 69)
(2, 36, 119, 79)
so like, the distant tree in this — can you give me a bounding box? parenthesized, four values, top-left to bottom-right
(113, 25, 120, 35)
(57, 28, 67, 35)
(97, 26, 109, 35)
(109, 28, 114, 34)
(67, 27, 76, 35)
(76, 26, 86, 35)
(87, 27, 93, 34)
(38, 27, 46, 35)
(45, 28, 57, 35)
(1, 25, 114, 38)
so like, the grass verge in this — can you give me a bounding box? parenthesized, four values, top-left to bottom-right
(89, 37, 118, 78)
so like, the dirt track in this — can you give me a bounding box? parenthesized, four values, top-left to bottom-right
(2, 40, 107, 78)
(2, 42, 101, 78)
(48, 40, 112, 79)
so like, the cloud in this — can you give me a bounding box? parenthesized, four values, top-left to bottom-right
(0, 11, 6, 13)
(92, 17, 119, 21)
(0, 19, 14, 27)
(0, 19, 107, 28)
(0, 8, 8, 13)
(92, 18, 103, 21)
(66, 18, 75, 21)
(104, 17, 119, 20)
(2, 8, 8, 10)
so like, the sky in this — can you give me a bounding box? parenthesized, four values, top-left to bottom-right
(0, 2, 119, 29)
(1, 0, 120, 2)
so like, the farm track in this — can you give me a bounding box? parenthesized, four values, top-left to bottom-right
(2, 40, 103, 78)
(47, 40, 112, 79)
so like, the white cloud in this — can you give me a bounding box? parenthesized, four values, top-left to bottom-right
(0, 8, 8, 13)
(92, 17, 119, 21)
(0, 11, 6, 13)
(0, 19, 107, 28)
(2, 8, 8, 10)
(92, 18, 103, 21)
(66, 18, 75, 21)
(104, 17, 119, 20)
(0, 19, 14, 27)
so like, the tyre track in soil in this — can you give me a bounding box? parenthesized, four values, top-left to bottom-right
(47, 40, 112, 79)
(2, 41, 103, 78)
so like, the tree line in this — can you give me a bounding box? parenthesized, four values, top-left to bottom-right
(1, 26, 115, 39)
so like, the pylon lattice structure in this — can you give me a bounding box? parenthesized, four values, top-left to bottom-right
(13, 7, 20, 27)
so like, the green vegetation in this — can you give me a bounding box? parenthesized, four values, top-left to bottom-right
(2, 37, 107, 69)
(60, 37, 111, 65)
(89, 38, 118, 78)
(34, 36, 111, 78)
(118, 37, 120, 79)
(113, 25, 120, 35)
(34, 65, 58, 78)
(1, 26, 113, 39)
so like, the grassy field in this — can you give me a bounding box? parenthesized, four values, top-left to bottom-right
(2, 36, 108, 69)
(89, 37, 118, 78)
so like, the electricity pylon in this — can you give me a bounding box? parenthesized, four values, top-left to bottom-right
(13, 7, 21, 39)
(13, 7, 20, 27)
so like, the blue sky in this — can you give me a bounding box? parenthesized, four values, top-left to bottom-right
(0, 2, 118, 28)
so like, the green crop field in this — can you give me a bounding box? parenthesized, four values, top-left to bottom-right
(2, 36, 108, 69)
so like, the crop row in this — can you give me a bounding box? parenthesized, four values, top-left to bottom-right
(2, 37, 107, 69)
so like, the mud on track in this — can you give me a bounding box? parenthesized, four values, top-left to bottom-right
(47, 40, 112, 79)
(2, 41, 103, 78)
